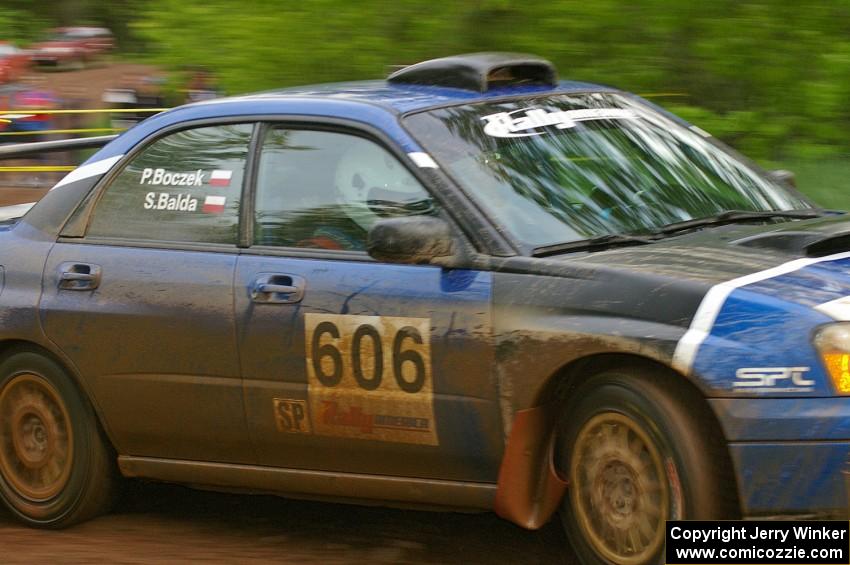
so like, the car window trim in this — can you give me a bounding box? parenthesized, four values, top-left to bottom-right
(241, 244, 376, 262)
(239, 122, 266, 248)
(56, 236, 240, 255)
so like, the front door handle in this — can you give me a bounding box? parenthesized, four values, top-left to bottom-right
(251, 273, 305, 304)
(58, 262, 101, 290)
(256, 283, 299, 295)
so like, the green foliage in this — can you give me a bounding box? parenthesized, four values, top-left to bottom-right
(131, 1, 471, 93)
(775, 159, 850, 210)
(0, 7, 49, 44)
(9, 0, 850, 162)
(127, 0, 850, 161)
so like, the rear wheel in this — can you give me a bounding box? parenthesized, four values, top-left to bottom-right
(557, 368, 736, 565)
(0, 351, 119, 527)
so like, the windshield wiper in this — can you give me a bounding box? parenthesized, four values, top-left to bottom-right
(533, 233, 656, 257)
(652, 209, 824, 236)
(532, 209, 826, 257)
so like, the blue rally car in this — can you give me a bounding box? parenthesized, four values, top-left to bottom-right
(1, 52, 849, 564)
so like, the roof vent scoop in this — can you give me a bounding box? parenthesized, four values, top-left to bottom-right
(387, 52, 558, 93)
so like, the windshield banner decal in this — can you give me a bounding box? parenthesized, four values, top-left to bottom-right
(481, 108, 636, 138)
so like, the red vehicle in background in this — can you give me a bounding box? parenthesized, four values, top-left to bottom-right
(30, 27, 114, 68)
(0, 42, 30, 84)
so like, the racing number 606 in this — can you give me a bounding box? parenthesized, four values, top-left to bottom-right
(310, 320, 427, 393)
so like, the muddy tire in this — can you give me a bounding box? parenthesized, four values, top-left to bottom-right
(0, 350, 119, 527)
(557, 367, 736, 565)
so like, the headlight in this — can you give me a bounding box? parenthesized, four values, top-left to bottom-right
(814, 323, 850, 394)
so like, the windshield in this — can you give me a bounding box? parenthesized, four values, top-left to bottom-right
(0, 44, 17, 56)
(404, 93, 811, 249)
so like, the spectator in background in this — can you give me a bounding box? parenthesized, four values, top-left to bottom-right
(64, 85, 88, 165)
(103, 71, 166, 129)
(135, 75, 166, 120)
(9, 76, 58, 149)
(8, 77, 59, 172)
(0, 76, 60, 187)
(184, 67, 222, 104)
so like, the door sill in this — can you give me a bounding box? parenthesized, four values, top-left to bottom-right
(118, 456, 496, 511)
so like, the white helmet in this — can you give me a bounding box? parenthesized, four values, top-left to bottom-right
(334, 140, 433, 230)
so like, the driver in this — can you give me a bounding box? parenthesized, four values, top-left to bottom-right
(298, 141, 435, 250)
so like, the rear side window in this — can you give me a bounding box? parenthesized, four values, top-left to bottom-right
(87, 123, 253, 244)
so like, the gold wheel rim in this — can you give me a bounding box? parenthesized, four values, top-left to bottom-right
(570, 412, 668, 565)
(0, 374, 73, 501)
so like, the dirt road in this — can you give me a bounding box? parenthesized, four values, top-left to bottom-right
(0, 481, 572, 564)
(19, 61, 164, 105)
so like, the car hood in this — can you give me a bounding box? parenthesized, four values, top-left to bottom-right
(561, 214, 850, 396)
(572, 214, 850, 284)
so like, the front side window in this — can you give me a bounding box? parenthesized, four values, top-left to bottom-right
(254, 128, 436, 251)
(404, 93, 812, 249)
(87, 123, 253, 244)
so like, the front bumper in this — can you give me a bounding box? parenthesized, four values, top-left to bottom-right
(710, 398, 850, 517)
(728, 441, 849, 518)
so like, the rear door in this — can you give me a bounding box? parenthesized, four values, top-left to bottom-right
(236, 125, 502, 482)
(40, 123, 256, 463)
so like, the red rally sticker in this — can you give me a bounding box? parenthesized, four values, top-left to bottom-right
(209, 169, 233, 187)
(202, 195, 226, 213)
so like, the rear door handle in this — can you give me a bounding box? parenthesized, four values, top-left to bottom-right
(251, 273, 305, 304)
(58, 262, 101, 290)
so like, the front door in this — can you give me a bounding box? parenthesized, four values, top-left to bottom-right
(40, 123, 256, 464)
(236, 126, 502, 482)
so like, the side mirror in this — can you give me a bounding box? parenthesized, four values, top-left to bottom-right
(769, 169, 797, 188)
(367, 216, 457, 265)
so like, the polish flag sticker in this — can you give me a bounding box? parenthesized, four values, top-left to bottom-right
(202, 195, 226, 213)
(209, 170, 233, 187)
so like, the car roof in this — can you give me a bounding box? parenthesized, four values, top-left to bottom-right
(220, 78, 617, 114)
(93, 78, 621, 160)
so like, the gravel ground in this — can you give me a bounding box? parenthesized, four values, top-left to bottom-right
(0, 481, 572, 564)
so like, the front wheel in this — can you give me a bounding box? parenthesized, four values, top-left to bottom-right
(557, 368, 737, 565)
(0, 350, 119, 527)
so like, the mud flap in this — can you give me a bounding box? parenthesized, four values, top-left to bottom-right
(494, 404, 568, 529)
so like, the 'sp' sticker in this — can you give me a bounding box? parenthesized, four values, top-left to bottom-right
(273, 398, 312, 434)
(304, 313, 437, 446)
